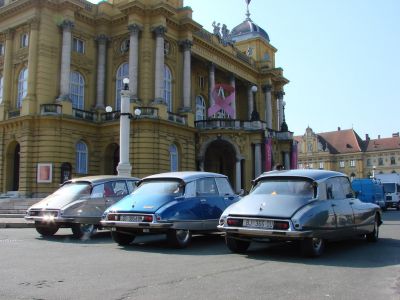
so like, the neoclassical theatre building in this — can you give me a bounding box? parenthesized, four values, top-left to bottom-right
(0, 0, 294, 197)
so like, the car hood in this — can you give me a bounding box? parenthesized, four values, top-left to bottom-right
(105, 194, 177, 214)
(27, 193, 83, 210)
(222, 194, 311, 219)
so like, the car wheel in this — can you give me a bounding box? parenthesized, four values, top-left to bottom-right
(300, 237, 325, 257)
(366, 215, 379, 242)
(111, 230, 135, 246)
(167, 229, 192, 248)
(225, 235, 250, 253)
(35, 222, 59, 236)
(71, 223, 96, 239)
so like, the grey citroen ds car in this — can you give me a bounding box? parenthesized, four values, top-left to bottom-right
(25, 175, 139, 238)
(218, 169, 382, 257)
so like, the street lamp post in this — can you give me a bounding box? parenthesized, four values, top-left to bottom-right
(250, 85, 259, 121)
(117, 78, 132, 177)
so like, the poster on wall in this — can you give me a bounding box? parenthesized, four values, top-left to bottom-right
(37, 163, 52, 183)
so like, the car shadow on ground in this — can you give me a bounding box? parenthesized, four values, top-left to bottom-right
(243, 237, 400, 268)
(118, 233, 231, 256)
(36, 230, 113, 244)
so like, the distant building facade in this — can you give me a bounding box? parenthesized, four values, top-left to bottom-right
(0, 0, 294, 196)
(295, 127, 400, 178)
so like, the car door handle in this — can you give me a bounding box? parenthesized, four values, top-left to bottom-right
(349, 201, 354, 205)
(200, 199, 207, 203)
(331, 204, 336, 207)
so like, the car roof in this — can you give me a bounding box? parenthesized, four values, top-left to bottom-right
(142, 171, 227, 183)
(256, 169, 347, 182)
(66, 175, 140, 185)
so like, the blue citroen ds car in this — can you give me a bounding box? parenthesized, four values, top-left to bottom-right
(101, 171, 240, 248)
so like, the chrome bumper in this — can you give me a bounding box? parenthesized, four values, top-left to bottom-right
(101, 220, 173, 229)
(217, 225, 313, 239)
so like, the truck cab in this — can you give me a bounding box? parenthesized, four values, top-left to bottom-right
(382, 182, 400, 210)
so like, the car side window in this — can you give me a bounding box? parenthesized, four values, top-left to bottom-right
(112, 181, 129, 196)
(215, 177, 234, 196)
(339, 177, 353, 198)
(196, 178, 218, 196)
(326, 177, 346, 200)
(91, 184, 104, 198)
(126, 180, 138, 193)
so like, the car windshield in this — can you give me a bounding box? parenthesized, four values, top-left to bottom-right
(251, 178, 315, 198)
(383, 183, 396, 193)
(133, 180, 184, 196)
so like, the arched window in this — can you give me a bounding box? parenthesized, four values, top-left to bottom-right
(195, 95, 206, 121)
(17, 67, 28, 108)
(169, 144, 178, 172)
(0, 75, 3, 104)
(69, 71, 85, 109)
(76, 141, 88, 174)
(163, 65, 172, 112)
(115, 63, 129, 111)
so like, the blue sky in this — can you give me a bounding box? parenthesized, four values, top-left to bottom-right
(90, 0, 400, 139)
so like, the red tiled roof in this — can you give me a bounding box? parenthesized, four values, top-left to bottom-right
(318, 129, 363, 153)
(365, 137, 400, 152)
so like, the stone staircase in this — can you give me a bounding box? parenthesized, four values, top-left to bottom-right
(0, 198, 42, 215)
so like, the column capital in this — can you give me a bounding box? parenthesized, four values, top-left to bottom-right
(179, 39, 193, 51)
(152, 25, 167, 37)
(262, 84, 272, 93)
(128, 23, 143, 35)
(28, 17, 40, 30)
(275, 90, 285, 99)
(95, 34, 109, 44)
(59, 20, 74, 30)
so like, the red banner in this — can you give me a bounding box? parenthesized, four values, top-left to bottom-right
(291, 142, 298, 169)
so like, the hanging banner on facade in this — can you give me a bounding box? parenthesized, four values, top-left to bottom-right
(291, 141, 298, 169)
(207, 83, 235, 117)
(264, 137, 273, 172)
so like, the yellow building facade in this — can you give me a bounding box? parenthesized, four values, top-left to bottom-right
(0, 0, 293, 197)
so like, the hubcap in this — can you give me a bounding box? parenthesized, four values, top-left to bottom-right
(312, 238, 322, 250)
(176, 230, 189, 242)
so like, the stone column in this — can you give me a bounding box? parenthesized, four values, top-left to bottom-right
(153, 26, 166, 103)
(247, 85, 254, 120)
(254, 144, 262, 178)
(25, 18, 39, 103)
(276, 91, 285, 130)
(263, 84, 272, 129)
(95, 34, 108, 109)
(235, 159, 242, 193)
(180, 39, 192, 111)
(128, 24, 142, 101)
(208, 63, 215, 110)
(230, 74, 236, 119)
(1, 29, 14, 108)
(58, 20, 74, 101)
(284, 152, 290, 170)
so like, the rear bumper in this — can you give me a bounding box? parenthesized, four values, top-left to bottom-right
(217, 225, 313, 240)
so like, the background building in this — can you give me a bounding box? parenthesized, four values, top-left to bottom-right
(0, 0, 294, 197)
(295, 127, 400, 178)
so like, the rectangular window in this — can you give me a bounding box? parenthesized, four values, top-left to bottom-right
(198, 76, 205, 89)
(350, 160, 356, 167)
(0, 43, 4, 55)
(366, 158, 371, 166)
(73, 37, 85, 54)
(20, 33, 29, 48)
(319, 162, 324, 169)
(339, 161, 345, 168)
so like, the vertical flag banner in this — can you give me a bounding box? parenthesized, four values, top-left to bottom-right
(264, 137, 272, 171)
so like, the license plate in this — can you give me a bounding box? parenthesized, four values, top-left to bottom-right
(120, 215, 142, 222)
(242, 219, 273, 229)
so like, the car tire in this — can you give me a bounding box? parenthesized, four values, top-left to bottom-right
(71, 223, 96, 239)
(300, 237, 325, 257)
(35, 222, 59, 236)
(225, 235, 250, 253)
(167, 229, 192, 248)
(366, 215, 379, 242)
(111, 230, 135, 246)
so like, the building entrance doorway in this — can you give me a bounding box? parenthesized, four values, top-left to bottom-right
(104, 143, 119, 175)
(5, 142, 20, 191)
(204, 140, 236, 188)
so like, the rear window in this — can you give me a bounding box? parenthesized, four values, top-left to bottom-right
(251, 178, 315, 198)
(134, 180, 183, 196)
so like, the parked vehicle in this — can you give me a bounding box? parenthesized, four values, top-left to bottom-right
(375, 173, 400, 210)
(25, 175, 139, 238)
(218, 169, 382, 257)
(351, 178, 386, 210)
(101, 171, 240, 248)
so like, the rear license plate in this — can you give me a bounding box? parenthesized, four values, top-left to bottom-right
(242, 219, 273, 229)
(120, 215, 142, 222)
